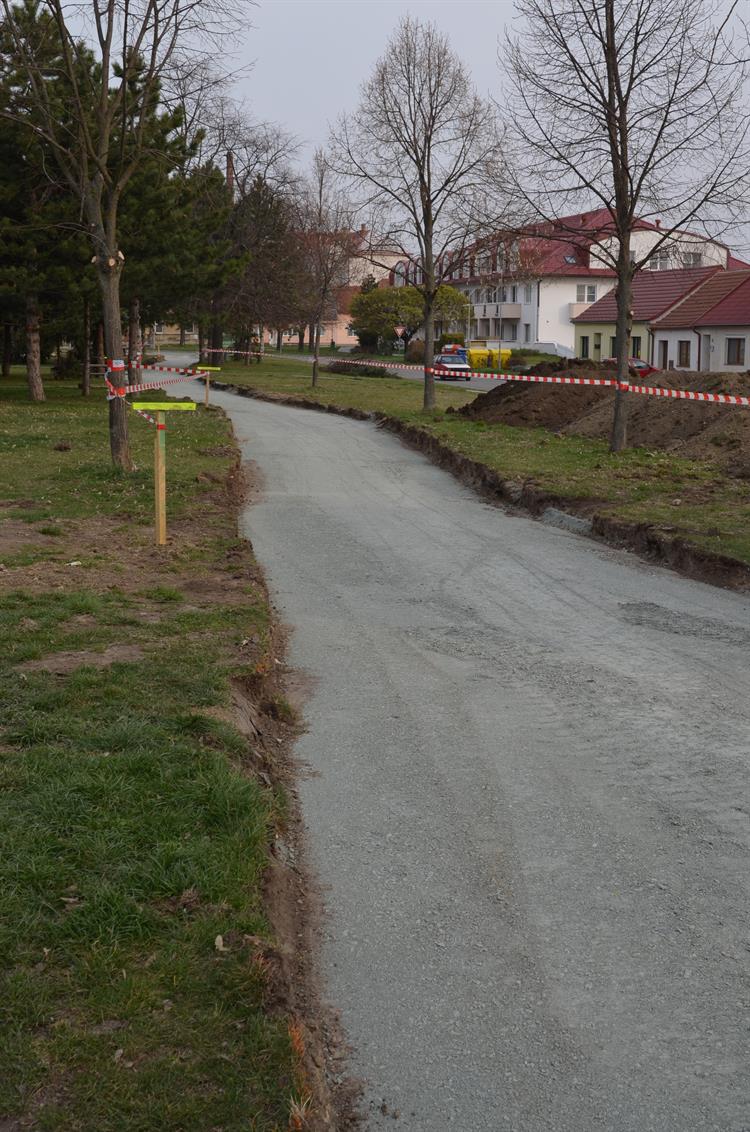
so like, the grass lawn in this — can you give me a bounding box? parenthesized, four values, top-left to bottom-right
(214, 355, 476, 414)
(0, 374, 305, 1130)
(216, 358, 750, 566)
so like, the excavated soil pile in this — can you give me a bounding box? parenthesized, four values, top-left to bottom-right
(458, 362, 750, 474)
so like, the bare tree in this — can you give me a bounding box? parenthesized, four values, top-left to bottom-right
(297, 152, 357, 387)
(505, 0, 750, 451)
(0, 0, 251, 468)
(330, 17, 508, 409)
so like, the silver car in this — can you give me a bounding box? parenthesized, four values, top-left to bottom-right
(433, 353, 472, 381)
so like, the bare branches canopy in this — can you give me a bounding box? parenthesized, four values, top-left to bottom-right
(505, 0, 750, 449)
(331, 16, 508, 409)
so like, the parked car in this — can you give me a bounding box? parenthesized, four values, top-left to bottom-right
(432, 353, 473, 380)
(604, 357, 658, 378)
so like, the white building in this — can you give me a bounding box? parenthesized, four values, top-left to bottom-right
(650, 270, 750, 372)
(391, 209, 743, 356)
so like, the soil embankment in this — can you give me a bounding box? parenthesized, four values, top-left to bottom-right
(457, 361, 750, 474)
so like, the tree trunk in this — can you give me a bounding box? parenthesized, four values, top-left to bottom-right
(210, 317, 222, 357)
(96, 319, 105, 371)
(2, 322, 12, 377)
(82, 295, 91, 396)
(198, 325, 205, 364)
(311, 322, 322, 386)
(96, 263, 132, 471)
(25, 295, 45, 402)
(179, 324, 186, 347)
(422, 293, 436, 410)
(297, 328, 305, 351)
(128, 297, 142, 386)
(610, 248, 633, 453)
(307, 323, 315, 350)
(276, 329, 283, 352)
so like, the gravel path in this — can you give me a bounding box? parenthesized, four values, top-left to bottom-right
(182, 385, 750, 1131)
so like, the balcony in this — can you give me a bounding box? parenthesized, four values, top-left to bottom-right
(472, 302, 523, 319)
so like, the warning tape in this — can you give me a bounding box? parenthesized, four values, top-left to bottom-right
(162, 350, 750, 410)
(132, 406, 159, 426)
(427, 368, 750, 407)
(623, 382, 750, 407)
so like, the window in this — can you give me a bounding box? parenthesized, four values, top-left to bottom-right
(580, 335, 590, 359)
(524, 284, 533, 303)
(510, 285, 518, 303)
(677, 340, 691, 367)
(632, 335, 642, 359)
(648, 248, 671, 271)
(610, 337, 618, 356)
(727, 338, 746, 366)
(576, 284, 597, 303)
(499, 286, 507, 303)
(524, 323, 531, 343)
(685, 252, 702, 267)
(500, 320, 518, 341)
(594, 332, 602, 354)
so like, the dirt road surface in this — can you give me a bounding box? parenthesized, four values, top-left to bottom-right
(178, 386, 750, 1130)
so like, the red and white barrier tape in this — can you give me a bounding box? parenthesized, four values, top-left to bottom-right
(427, 368, 750, 406)
(105, 364, 209, 400)
(164, 350, 750, 410)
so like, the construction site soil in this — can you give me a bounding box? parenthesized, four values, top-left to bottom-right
(457, 362, 750, 474)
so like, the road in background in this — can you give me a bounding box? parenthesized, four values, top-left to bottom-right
(172, 384, 750, 1131)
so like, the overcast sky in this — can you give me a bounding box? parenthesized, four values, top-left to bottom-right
(230, 0, 750, 256)
(237, 0, 515, 152)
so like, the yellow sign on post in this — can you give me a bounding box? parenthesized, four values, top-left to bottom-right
(198, 366, 221, 406)
(132, 402, 196, 546)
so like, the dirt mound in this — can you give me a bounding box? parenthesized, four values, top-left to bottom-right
(459, 366, 750, 469)
(458, 362, 617, 431)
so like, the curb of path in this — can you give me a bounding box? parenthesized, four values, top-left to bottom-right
(208, 380, 750, 593)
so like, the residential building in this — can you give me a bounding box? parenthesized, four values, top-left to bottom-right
(650, 270, 750, 372)
(572, 267, 721, 363)
(391, 209, 740, 356)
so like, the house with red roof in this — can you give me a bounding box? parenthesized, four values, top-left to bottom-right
(571, 266, 722, 364)
(391, 208, 741, 356)
(650, 271, 750, 372)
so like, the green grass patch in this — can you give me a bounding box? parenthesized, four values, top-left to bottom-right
(217, 355, 475, 414)
(0, 376, 301, 1129)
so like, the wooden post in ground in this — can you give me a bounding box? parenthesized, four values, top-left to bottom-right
(204, 374, 210, 406)
(155, 411, 167, 546)
(133, 402, 196, 546)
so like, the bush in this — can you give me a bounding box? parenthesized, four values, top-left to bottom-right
(438, 333, 465, 350)
(323, 360, 399, 378)
(405, 339, 425, 364)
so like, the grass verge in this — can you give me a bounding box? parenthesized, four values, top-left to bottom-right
(215, 358, 750, 568)
(0, 375, 307, 1130)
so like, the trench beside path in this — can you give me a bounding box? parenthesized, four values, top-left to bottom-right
(177, 384, 750, 1131)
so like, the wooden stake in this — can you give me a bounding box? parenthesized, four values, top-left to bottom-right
(204, 374, 210, 406)
(155, 411, 167, 546)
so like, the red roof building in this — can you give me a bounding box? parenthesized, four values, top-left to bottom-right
(649, 270, 750, 372)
